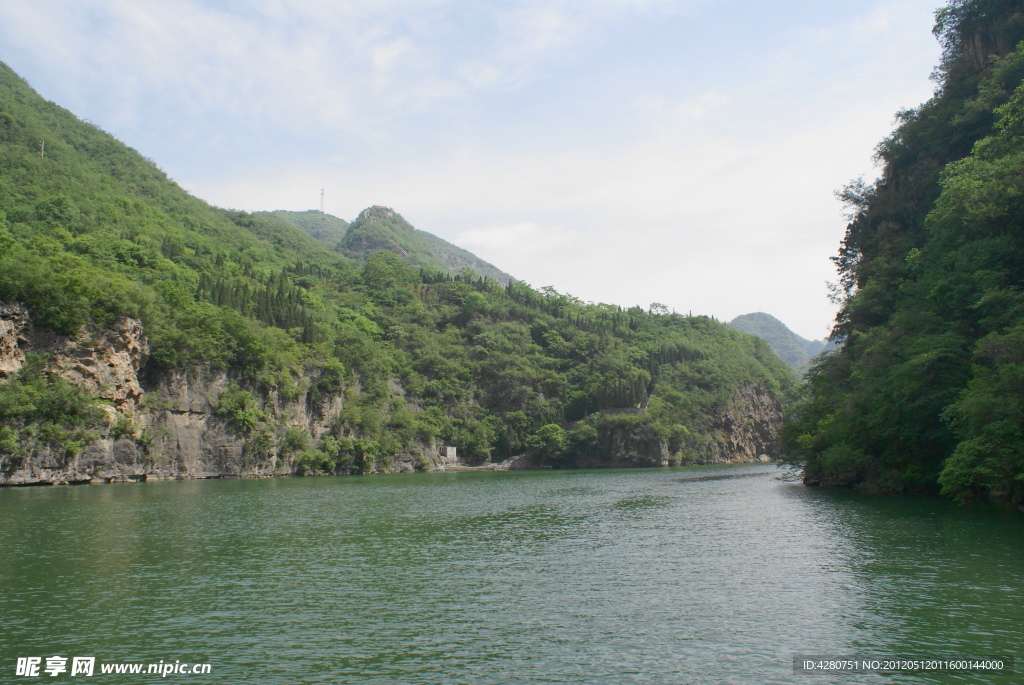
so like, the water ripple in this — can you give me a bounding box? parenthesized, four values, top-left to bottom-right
(0, 465, 1021, 684)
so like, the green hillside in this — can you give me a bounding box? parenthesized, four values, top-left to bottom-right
(263, 209, 349, 248)
(0, 59, 793, 473)
(784, 0, 1024, 508)
(339, 206, 515, 284)
(263, 207, 515, 284)
(728, 313, 831, 371)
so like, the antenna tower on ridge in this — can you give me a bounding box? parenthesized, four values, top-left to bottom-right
(320, 188, 324, 214)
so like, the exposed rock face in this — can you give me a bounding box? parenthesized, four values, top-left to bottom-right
(565, 383, 782, 470)
(135, 367, 253, 481)
(42, 317, 149, 413)
(1, 305, 785, 486)
(0, 303, 28, 377)
(0, 306, 472, 485)
(577, 421, 670, 469)
(0, 305, 148, 412)
(686, 382, 783, 465)
(357, 205, 406, 227)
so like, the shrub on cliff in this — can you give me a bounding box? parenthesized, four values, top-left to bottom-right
(0, 354, 105, 461)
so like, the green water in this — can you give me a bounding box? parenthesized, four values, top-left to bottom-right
(1, 464, 1021, 684)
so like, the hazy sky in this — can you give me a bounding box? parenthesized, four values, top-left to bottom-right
(0, 0, 945, 340)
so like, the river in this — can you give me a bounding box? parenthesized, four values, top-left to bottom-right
(1, 464, 1021, 683)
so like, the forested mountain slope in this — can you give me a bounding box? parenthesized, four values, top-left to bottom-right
(728, 313, 832, 372)
(262, 209, 349, 248)
(262, 208, 514, 284)
(784, 0, 1024, 509)
(0, 59, 793, 484)
(340, 206, 515, 284)
(266, 208, 514, 285)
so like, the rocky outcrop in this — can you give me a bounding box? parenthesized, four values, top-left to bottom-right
(0, 305, 463, 485)
(551, 383, 782, 470)
(41, 317, 149, 413)
(578, 420, 670, 469)
(1, 305, 785, 486)
(0, 305, 148, 412)
(357, 205, 408, 228)
(684, 382, 782, 465)
(0, 303, 28, 377)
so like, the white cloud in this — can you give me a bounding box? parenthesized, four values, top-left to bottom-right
(199, 77, 912, 338)
(457, 221, 576, 252)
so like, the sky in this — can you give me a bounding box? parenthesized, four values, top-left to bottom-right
(0, 0, 946, 340)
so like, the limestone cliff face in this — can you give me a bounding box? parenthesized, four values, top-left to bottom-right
(1, 306, 784, 485)
(0, 305, 456, 485)
(695, 382, 783, 465)
(574, 420, 670, 469)
(0, 304, 148, 414)
(0, 304, 28, 377)
(567, 382, 782, 470)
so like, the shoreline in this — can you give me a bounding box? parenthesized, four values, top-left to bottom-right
(0, 457, 783, 488)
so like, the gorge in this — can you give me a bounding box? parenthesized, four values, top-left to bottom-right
(0, 60, 792, 485)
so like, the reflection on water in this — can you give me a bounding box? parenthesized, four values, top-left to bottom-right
(0, 465, 1021, 684)
(612, 494, 671, 510)
(675, 470, 768, 483)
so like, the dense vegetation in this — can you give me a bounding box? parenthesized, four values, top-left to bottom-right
(784, 0, 1024, 507)
(0, 354, 107, 464)
(0, 60, 793, 471)
(263, 209, 350, 248)
(728, 313, 831, 372)
(264, 207, 514, 285)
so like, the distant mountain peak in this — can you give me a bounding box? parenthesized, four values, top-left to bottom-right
(728, 312, 833, 372)
(356, 205, 412, 230)
(266, 207, 515, 284)
(260, 209, 350, 248)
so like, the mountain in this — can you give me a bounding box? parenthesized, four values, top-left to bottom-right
(728, 313, 833, 371)
(263, 209, 349, 248)
(0, 58, 794, 485)
(339, 205, 514, 283)
(265, 207, 515, 285)
(784, 0, 1024, 508)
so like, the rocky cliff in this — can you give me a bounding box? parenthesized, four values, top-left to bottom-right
(563, 382, 781, 470)
(0, 304, 458, 485)
(699, 382, 782, 464)
(1, 305, 783, 485)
